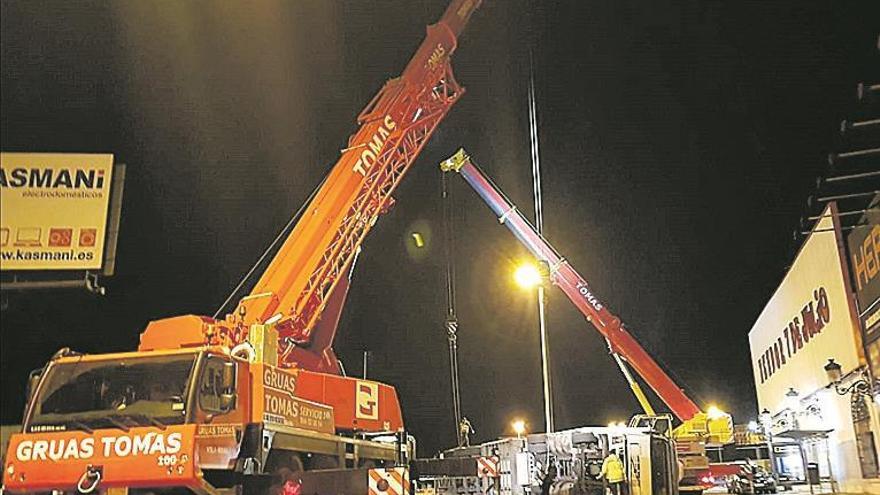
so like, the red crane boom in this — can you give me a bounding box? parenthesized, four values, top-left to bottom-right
(440, 149, 702, 421)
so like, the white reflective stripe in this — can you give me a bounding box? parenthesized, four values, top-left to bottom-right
(385, 471, 404, 494)
(477, 456, 499, 477)
(368, 468, 409, 495)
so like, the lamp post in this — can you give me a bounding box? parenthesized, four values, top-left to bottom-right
(760, 408, 778, 481)
(512, 419, 526, 439)
(515, 261, 554, 433)
(822, 358, 869, 494)
(824, 358, 872, 397)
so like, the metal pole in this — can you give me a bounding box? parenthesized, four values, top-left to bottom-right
(538, 285, 554, 433)
(363, 350, 369, 379)
(800, 440, 814, 495)
(529, 43, 553, 433)
(824, 436, 838, 493)
(766, 431, 778, 481)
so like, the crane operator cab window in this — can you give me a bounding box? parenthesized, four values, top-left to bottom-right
(198, 355, 237, 415)
(26, 353, 196, 433)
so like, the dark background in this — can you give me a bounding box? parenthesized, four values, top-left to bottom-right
(1, 0, 877, 456)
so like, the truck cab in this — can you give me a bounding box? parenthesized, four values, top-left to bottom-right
(3, 347, 249, 493)
(3, 346, 405, 494)
(22, 348, 238, 434)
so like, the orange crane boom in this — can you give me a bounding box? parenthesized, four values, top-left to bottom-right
(138, 1, 482, 434)
(233, 0, 482, 374)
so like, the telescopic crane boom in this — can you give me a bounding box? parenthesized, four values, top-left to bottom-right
(440, 149, 732, 442)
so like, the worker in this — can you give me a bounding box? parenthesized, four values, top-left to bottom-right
(540, 464, 557, 495)
(599, 449, 626, 495)
(459, 417, 474, 446)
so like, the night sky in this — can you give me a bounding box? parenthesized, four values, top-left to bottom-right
(1, 0, 877, 456)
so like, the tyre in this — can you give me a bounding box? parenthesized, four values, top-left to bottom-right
(265, 451, 304, 495)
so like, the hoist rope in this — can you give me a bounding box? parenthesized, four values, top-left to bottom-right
(442, 171, 464, 444)
(213, 173, 328, 319)
(528, 49, 544, 235)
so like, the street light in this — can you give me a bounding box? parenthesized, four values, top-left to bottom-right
(824, 358, 843, 383)
(760, 408, 778, 480)
(514, 263, 543, 289)
(513, 260, 553, 433)
(824, 358, 872, 397)
(512, 419, 526, 438)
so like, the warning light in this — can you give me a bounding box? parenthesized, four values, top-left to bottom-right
(706, 405, 726, 420)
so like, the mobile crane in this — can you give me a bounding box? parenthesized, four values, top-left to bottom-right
(2, 2, 481, 493)
(439, 148, 733, 492)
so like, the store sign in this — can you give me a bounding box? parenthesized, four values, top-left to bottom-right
(755, 287, 831, 383)
(847, 195, 880, 331)
(748, 203, 862, 414)
(0, 152, 114, 271)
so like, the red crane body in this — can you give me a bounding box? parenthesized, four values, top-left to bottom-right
(441, 149, 702, 422)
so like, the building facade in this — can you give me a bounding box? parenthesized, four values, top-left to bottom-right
(748, 202, 880, 493)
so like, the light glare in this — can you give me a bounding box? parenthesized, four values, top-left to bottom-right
(514, 264, 542, 289)
(706, 405, 726, 420)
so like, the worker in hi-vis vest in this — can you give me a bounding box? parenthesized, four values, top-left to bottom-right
(599, 449, 626, 495)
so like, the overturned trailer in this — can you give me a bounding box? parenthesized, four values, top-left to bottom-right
(413, 425, 680, 495)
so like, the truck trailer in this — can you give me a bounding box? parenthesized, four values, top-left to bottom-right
(414, 425, 679, 495)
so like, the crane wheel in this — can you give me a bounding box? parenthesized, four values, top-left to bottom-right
(265, 452, 304, 495)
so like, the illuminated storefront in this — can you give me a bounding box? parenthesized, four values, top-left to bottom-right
(748, 202, 880, 493)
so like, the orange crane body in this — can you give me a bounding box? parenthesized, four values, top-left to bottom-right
(136, 0, 482, 434)
(5, 4, 484, 493)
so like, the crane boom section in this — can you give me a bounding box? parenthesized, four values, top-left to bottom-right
(235, 1, 481, 360)
(441, 149, 702, 421)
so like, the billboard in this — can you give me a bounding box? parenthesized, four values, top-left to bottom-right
(0, 153, 114, 271)
(847, 194, 880, 333)
(748, 203, 863, 414)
